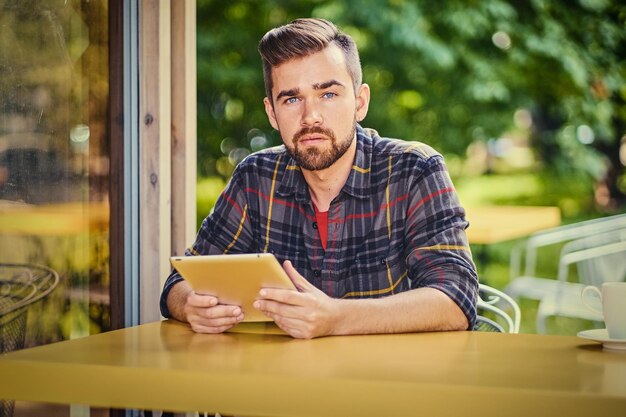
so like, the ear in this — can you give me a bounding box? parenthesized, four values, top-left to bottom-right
(263, 97, 279, 130)
(355, 83, 370, 123)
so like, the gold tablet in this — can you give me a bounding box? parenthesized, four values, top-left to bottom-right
(170, 253, 296, 322)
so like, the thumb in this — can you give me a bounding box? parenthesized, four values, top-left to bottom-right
(283, 260, 316, 293)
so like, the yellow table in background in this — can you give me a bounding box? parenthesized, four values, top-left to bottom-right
(0, 201, 109, 236)
(465, 205, 561, 245)
(465, 205, 561, 279)
(0, 320, 625, 416)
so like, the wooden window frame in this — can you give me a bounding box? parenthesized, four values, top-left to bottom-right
(109, 0, 196, 329)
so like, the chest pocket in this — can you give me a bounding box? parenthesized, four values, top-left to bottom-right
(348, 245, 408, 298)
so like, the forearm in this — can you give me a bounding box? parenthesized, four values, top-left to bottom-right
(166, 280, 194, 323)
(332, 287, 468, 335)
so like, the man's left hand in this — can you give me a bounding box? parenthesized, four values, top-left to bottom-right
(253, 260, 340, 339)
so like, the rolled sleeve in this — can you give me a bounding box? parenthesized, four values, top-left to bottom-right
(405, 156, 479, 328)
(160, 269, 184, 318)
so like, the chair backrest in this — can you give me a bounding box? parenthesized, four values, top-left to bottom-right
(556, 229, 626, 287)
(475, 284, 521, 333)
(0, 263, 59, 354)
(0, 263, 59, 316)
(509, 214, 626, 279)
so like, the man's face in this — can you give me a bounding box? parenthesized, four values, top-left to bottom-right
(263, 44, 369, 171)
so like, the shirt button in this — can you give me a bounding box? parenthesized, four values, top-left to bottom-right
(312, 222, 318, 230)
(313, 270, 321, 277)
(380, 257, 387, 265)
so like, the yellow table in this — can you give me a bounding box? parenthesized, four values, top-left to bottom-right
(1, 320, 625, 416)
(466, 205, 561, 245)
(0, 201, 109, 236)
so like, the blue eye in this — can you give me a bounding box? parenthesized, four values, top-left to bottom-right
(285, 97, 298, 104)
(322, 92, 336, 99)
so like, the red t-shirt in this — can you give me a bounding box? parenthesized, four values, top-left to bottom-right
(313, 204, 328, 250)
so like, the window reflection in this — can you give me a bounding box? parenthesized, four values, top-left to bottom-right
(0, 0, 111, 357)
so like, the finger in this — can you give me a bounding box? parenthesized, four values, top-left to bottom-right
(188, 311, 244, 333)
(185, 304, 244, 330)
(203, 304, 243, 320)
(258, 287, 306, 306)
(186, 292, 219, 308)
(283, 261, 316, 292)
(253, 299, 301, 319)
(199, 315, 244, 328)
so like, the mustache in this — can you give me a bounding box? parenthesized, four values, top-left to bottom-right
(293, 126, 335, 142)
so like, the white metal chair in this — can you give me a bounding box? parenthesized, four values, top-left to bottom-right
(475, 284, 521, 333)
(534, 232, 626, 333)
(505, 213, 626, 300)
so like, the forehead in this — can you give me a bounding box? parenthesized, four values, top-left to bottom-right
(270, 44, 351, 95)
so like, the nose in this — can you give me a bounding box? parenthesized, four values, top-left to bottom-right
(301, 100, 323, 126)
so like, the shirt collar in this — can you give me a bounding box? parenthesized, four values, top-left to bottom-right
(275, 124, 374, 201)
(275, 152, 309, 202)
(341, 124, 374, 199)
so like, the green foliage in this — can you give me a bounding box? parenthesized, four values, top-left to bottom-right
(196, 0, 626, 206)
(196, 0, 303, 177)
(196, 176, 226, 229)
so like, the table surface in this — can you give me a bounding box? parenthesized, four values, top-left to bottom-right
(1, 320, 625, 416)
(465, 205, 562, 245)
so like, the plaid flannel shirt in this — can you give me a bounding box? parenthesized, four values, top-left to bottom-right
(160, 125, 478, 328)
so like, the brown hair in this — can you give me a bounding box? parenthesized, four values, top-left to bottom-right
(258, 18, 362, 103)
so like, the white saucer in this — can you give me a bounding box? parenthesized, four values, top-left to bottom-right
(577, 329, 626, 352)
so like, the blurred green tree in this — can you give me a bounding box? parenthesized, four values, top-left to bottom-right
(196, 0, 626, 208)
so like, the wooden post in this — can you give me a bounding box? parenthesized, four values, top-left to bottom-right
(171, 0, 197, 256)
(139, 0, 172, 323)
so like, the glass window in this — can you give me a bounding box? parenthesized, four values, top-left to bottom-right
(1, 3, 112, 415)
(0, 0, 110, 350)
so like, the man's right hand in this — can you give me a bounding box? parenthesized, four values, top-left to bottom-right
(184, 292, 244, 333)
(167, 280, 244, 333)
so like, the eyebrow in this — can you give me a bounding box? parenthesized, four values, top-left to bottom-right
(313, 79, 346, 90)
(276, 88, 300, 101)
(275, 80, 346, 101)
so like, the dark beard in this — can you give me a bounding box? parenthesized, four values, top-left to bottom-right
(285, 124, 355, 171)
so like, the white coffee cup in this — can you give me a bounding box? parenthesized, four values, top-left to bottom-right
(582, 282, 626, 339)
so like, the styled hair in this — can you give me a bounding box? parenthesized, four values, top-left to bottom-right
(258, 18, 362, 102)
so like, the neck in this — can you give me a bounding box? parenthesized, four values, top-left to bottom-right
(303, 139, 356, 212)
